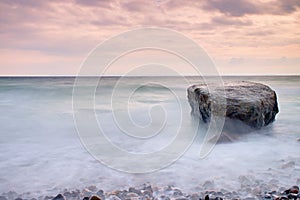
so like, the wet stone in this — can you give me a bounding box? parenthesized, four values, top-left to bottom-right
(187, 81, 279, 129)
(82, 189, 93, 197)
(106, 195, 121, 200)
(155, 195, 170, 200)
(96, 190, 105, 200)
(52, 194, 66, 200)
(128, 188, 141, 196)
(243, 198, 256, 200)
(290, 186, 299, 194)
(44, 196, 54, 200)
(87, 186, 98, 192)
(89, 195, 102, 200)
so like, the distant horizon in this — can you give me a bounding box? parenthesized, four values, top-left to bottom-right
(0, 74, 299, 77)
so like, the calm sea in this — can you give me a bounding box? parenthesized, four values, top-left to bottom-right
(0, 76, 299, 196)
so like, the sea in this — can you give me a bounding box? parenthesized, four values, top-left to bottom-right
(0, 76, 299, 197)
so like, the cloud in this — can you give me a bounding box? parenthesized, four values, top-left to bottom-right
(0, 0, 48, 8)
(211, 16, 253, 26)
(121, 1, 151, 12)
(73, 0, 113, 8)
(201, 0, 300, 16)
(246, 30, 274, 36)
(275, 0, 300, 14)
(0, 0, 299, 75)
(202, 0, 260, 17)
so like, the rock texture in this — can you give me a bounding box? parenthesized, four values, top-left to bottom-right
(187, 81, 279, 128)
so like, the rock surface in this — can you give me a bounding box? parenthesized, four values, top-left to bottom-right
(187, 81, 279, 128)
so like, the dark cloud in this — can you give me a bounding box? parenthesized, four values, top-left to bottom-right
(121, 1, 150, 12)
(202, 0, 300, 16)
(91, 16, 130, 26)
(246, 30, 274, 36)
(211, 16, 253, 26)
(73, 0, 112, 8)
(280, 0, 300, 12)
(0, 0, 47, 8)
(271, 0, 300, 14)
(202, 0, 260, 17)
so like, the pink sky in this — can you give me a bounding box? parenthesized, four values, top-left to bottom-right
(0, 0, 299, 76)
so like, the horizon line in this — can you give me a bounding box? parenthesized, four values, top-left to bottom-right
(0, 74, 299, 78)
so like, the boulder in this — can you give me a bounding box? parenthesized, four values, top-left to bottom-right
(187, 81, 279, 128)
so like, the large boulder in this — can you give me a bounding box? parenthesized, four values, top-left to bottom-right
(187, 81, 279, 128)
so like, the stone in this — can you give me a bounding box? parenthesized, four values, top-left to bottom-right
(125, 192, 139, 200)
(155, 195, 170, 200)
(89, 195, 102, 200)
(289, 186, 299, 194)
(107, 195, 121, 200)
(187, 81, 279, 128)
(44, 196, 54, 200)
(82, 189, 93, 197)
(87, 186, 98, 192)
(128, 188, 141, 195)
(96, 190, 105, 200)
(204, 194, 209, 200)
(52, 194, 66, 200)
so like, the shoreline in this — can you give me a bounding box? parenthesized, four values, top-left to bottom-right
(1, 182, 299, 200)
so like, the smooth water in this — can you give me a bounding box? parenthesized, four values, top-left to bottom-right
(0, 76, 299, 196)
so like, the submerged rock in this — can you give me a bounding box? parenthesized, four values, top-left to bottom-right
(187, 81, 279, 129)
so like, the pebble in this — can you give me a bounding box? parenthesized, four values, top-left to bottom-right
(51, 194, 66, 200)
(82, 189, 93, 197)
(155, 195, 170, 200)
(87, 186, 98, 192)
(106, 195, 121, 200)
(290, 186, 299, 194)
(128, 188, 141, 196)
(44, 197, 53, 200)
(96, 190, 105, 200)
(89, 195, 102, 200)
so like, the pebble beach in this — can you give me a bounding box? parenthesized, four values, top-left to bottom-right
(1, 182, 300, 200)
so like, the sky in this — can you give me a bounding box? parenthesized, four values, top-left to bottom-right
(0, 0, 299, 76)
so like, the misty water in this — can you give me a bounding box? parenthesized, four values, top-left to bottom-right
(0, 76, 299, 196)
